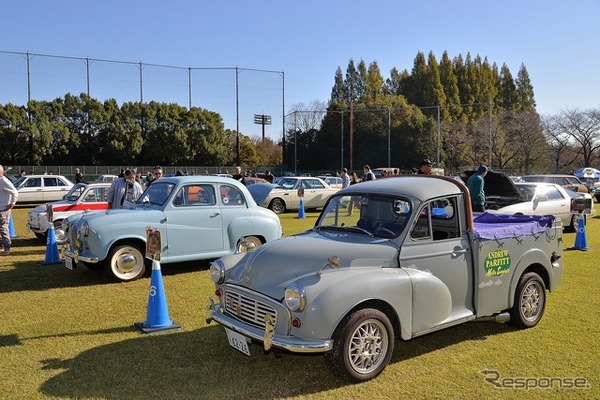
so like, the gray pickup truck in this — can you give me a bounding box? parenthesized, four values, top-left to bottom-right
(206, 175, 564, 382)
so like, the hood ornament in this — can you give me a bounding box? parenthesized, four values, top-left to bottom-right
(317, 256, 341, 276)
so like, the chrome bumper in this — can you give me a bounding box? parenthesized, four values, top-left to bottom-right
(64, 248, 100, 264)
(206, 297, 332, 354)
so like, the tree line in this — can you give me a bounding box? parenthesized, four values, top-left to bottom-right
(284, 52, 600, 174)
(0, 93, 281, 167)
(1, 50, 599, 175)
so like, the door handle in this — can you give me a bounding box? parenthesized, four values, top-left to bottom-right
(210, 213, 220, 218)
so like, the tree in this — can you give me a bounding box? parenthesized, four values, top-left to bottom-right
(554, 108, 600, 167)
(515, 64, 536, 113)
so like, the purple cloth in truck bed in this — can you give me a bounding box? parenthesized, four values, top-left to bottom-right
(473, 212, 555, 240)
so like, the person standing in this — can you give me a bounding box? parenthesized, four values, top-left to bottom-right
(341, 168, 350, 188)
(264, 170, 274, 183)
(146, 166, 163, 187)
(466, 165, 488, 212)
(0, 164, 18, 256)
(417, 158, 434, 175)
(74, 168, 85, 184)
(362, 165, 376, 181)
(232, 166, 246, 185)
(107, 169, 143, 209)
(347, 171, 361, 216)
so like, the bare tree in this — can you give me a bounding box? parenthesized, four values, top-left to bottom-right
(554, 108, 600, 167)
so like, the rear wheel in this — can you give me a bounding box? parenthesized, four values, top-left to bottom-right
(324, 308, 394, 382)
(269, 198, 286, 214)
(509, 272, 546, 328)
(106, 243, 148, 282)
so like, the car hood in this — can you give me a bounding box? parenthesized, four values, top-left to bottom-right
(68, 205, 162, 226)
(224, 230, 399, 299)
(30, 200, 72, 213)
(458, 170, 523, 210)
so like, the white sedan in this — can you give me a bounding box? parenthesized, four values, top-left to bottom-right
(258, 176, 339, 214)
(488, 182, 592, 232)
(13, 174, 74, 203)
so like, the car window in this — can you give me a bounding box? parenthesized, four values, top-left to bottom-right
(318, 194, 410, 238)
(411, 197, 460, 241)
(537, 186, 564, 201)
(173, 184, 216, 207)
(307, 179, 326, 189)
(83, 187, 107, 202)
(23, 177, 41, 188)
(44, 177, 58, 187)
(278, 178, 296, 189)
(219, 185, 245, 206)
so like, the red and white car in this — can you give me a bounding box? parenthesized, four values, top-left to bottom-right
(27, 181, 111, 242)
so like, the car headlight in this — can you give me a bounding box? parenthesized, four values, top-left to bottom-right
(209, 260, 225, 284)
(81, 221, 89, 237)
(284, 282, 306, 312)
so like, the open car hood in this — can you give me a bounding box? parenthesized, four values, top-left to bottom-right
(247, 183, 279, 205)
(458, 170, 524, 210)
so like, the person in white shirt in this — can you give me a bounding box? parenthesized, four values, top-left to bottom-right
(0, 164, 18, 255)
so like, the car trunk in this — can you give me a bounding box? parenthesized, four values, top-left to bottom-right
(458, 170, 524, 210)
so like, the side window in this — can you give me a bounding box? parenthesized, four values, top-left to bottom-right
(57, 178, 68, 187)
(24, 178, 41, 188)
(411, 205, 431, 239)
(308, 179, 325, 189)
(44, 177, 58, 187)
(411, 197, 460, 241)
(83, 189, 99, 202)
(220, 185, 245, 206)
(174, 185, 216, 207)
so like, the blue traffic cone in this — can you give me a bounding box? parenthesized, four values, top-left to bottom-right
(40, 225, 62, 265)
(571, 215, 589, 251)
(9, 215, 18, 238)
(297, 197, 306, 219)
(135, 259, 181, 334)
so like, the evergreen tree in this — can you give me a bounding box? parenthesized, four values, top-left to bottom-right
(498, 64, 518, 111)
(515, 64, 536, 112)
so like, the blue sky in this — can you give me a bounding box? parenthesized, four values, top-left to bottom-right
(1, 1, 599, 140)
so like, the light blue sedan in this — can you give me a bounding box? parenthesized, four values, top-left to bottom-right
(62, 176, 282, 282)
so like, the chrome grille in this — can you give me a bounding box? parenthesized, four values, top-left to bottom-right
(223, 290, 277, 329)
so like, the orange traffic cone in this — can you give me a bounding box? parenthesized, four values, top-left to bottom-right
(135, 259, 181, 334)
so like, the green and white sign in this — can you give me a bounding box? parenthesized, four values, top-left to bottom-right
(484, 250, 511, 276)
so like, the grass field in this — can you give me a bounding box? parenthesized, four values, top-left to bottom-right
(1, 205, 598, 399)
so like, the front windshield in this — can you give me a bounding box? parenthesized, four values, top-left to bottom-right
(316, 194, 411, 238)
(13, 176, 25, 188)
(64, 184, 86, 201)
(138, 182, 176, 206)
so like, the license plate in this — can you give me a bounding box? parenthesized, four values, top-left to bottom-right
(65, 256, 74, 270)
(225, 328, 250, 356)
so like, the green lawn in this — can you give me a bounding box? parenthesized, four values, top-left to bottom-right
(0, 206, 598, 399)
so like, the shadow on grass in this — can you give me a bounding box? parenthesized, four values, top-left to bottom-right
(37, 320, 512, 399)
(0, 255, 211, 293)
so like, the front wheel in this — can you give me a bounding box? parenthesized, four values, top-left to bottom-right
(106, 243, 148, 282)
(324, 308, 394, 382)
(509, 272, 546, 328)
